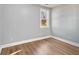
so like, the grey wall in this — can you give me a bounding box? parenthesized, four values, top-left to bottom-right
(1, 4, 51, 45)
(2, 4, 79, 45)
(0, 5, 2, 44)
(51, 4, 79, 43)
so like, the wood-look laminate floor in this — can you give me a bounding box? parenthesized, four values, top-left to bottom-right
(1, 38, 79, 55)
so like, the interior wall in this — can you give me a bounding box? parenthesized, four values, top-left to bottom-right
(2, 4, 79, 45)
(0, 5, 2, 45)
(51, 4, 79, 43)
(1, 4, 51, 45)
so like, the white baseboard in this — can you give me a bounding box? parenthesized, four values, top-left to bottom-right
(0, 46, 2, 54)
(51, 35, 79, 47)
(0, 35, 51, 54)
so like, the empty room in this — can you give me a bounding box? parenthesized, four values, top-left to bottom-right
(0, 4, 79, 55)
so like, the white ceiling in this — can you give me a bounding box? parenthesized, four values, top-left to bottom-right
(40, 4, 61, 8)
